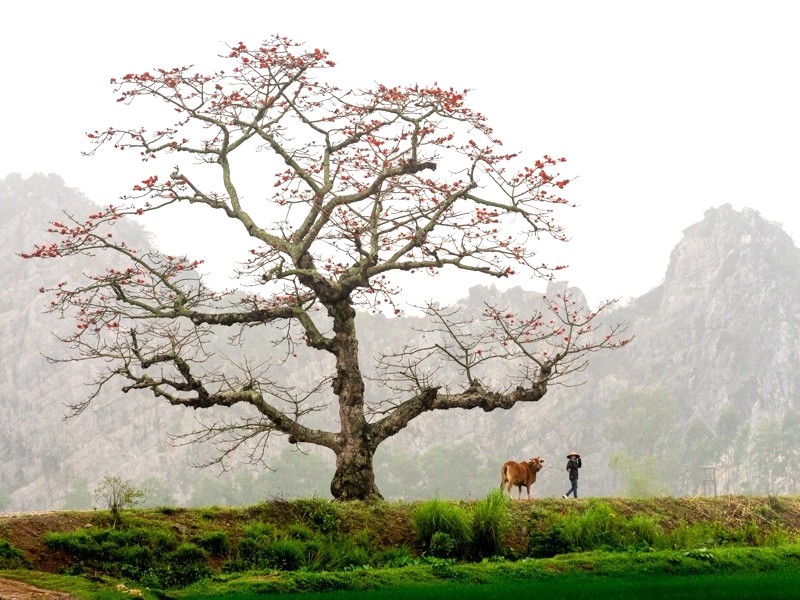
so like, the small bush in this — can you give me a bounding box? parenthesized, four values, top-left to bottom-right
(324, 537, 372, 570)
(627, 514, 664, 549)
(661, 521, 782, 550)
(44, 530, 99, 557)
(241, 522, 279, 543)
(264, 538, 306, 570)
(158, 542, 211, 587)
(429, 532, 456, 558)
(295, 498, 341, 535)
(428, 557, 460, 580)
(728, 522, 764, 546)
(45, 526, 174, 558)
(287, 523, 315, 541)
(763, 528, 792, 547)
(379, 546, 415, 568)
(0, 539, 30, 568)
(528, 523, 578, 558)
(45, 526, 176, 583)
(290, 531, 375, 572)
(195, 531, 230, 557)
(471, 489, 511, 559)
(412, 497, 472, 558)
(665, 522, 706, 549)
(156, 506, 183, 516)
(236, 523, 280, 568)
(93, 476, 146, 528)
(528, 503, 664, 557)
(300, 538, 329, 571)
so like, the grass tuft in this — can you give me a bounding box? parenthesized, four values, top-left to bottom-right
(412, 497, 472, 558)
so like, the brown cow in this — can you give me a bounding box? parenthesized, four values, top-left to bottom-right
(500, 457, 544, 500)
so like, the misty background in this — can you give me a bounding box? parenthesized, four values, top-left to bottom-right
(2, 1, 799, 308)
(2, 2, 800, 509)
(3, 174, 800, 510)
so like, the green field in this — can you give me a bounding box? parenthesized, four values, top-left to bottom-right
(184, 571, 800, 600)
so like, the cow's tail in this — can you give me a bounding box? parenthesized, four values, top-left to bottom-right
(499, 464, 508, 489)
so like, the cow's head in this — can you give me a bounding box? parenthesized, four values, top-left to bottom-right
(528, 457, 544, 472)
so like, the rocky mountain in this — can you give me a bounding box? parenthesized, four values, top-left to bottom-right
(0, 174, 212, 510)
(2, 173, 799, 509)
(374, 204, 800, 499)
(596, 204, 800, 495)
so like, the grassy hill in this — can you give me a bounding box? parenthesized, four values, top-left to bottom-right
(3, 495, 800, 598)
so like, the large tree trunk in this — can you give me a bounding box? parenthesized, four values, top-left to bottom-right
(327, 298, 381, 501)
(330, 437, 381, 500)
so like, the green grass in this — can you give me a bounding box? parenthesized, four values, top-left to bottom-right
(411, 497, 472, 558)
(0, 569, 138, 599)
(177, 570, 800, 600)
(7, 565, 800, 600)
(7, 495, 800, 597)
(172, 544, 800, 598)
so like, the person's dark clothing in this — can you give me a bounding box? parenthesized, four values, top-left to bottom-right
(564, 456, 582, 498)
(567, 457, 582, 480)
(565, 479, 578, 498)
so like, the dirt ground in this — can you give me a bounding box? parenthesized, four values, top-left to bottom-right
(0, 577, 77, 599)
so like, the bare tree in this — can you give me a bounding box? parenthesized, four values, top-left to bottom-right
(93, 476, 146, 528)
(23, 36, 628, 500)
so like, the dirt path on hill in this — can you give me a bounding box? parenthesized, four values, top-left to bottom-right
(0, 577, 77, 599)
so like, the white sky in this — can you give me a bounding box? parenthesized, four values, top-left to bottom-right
(2, 1, 798, 308)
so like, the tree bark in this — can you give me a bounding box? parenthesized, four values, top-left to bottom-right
(330, 437, 381, 500)
(327, 297, 382, 500)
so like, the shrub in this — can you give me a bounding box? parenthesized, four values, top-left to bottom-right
(45, 526, 176, 582)
(664, 522, 706, 549)
(241, 522, 279, 543)
(93, 476, 146, 528)
(726, 522, 765, 546)
(429, 532, 456, 558)
(412, 497, 472, 559)
(287, 523, 315, 541)
(156, 506, 183, 516)
(0, 539, 30, 569)
(379, 546, 415, 568)
(45, 526, 174, 558)
(660, 521, 781, 550)
(295, 498, 341, 535)
(559, 502, 629, 550)
(263, 538, 306, 570)
(45, 530, 100, 557)
(158, 542, 211, 587)
(195, 531, 230, 557)
(763, 528, 792, 547)
(626, 514, 664, 549)
(322, 536, 372, 570)
(300, 538, 329, 571)
(236, 523, 280, 568)
(471, 489, 511, 558)
(527, 523, 578, 558)
(528, 503, 664, 557)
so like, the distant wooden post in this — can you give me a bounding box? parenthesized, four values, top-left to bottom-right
(701, 465, 717, 497)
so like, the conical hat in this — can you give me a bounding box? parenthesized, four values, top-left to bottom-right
(567, 451, 580, 458)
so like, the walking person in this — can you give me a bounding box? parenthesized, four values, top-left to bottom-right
(562, 451, 582, 499)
